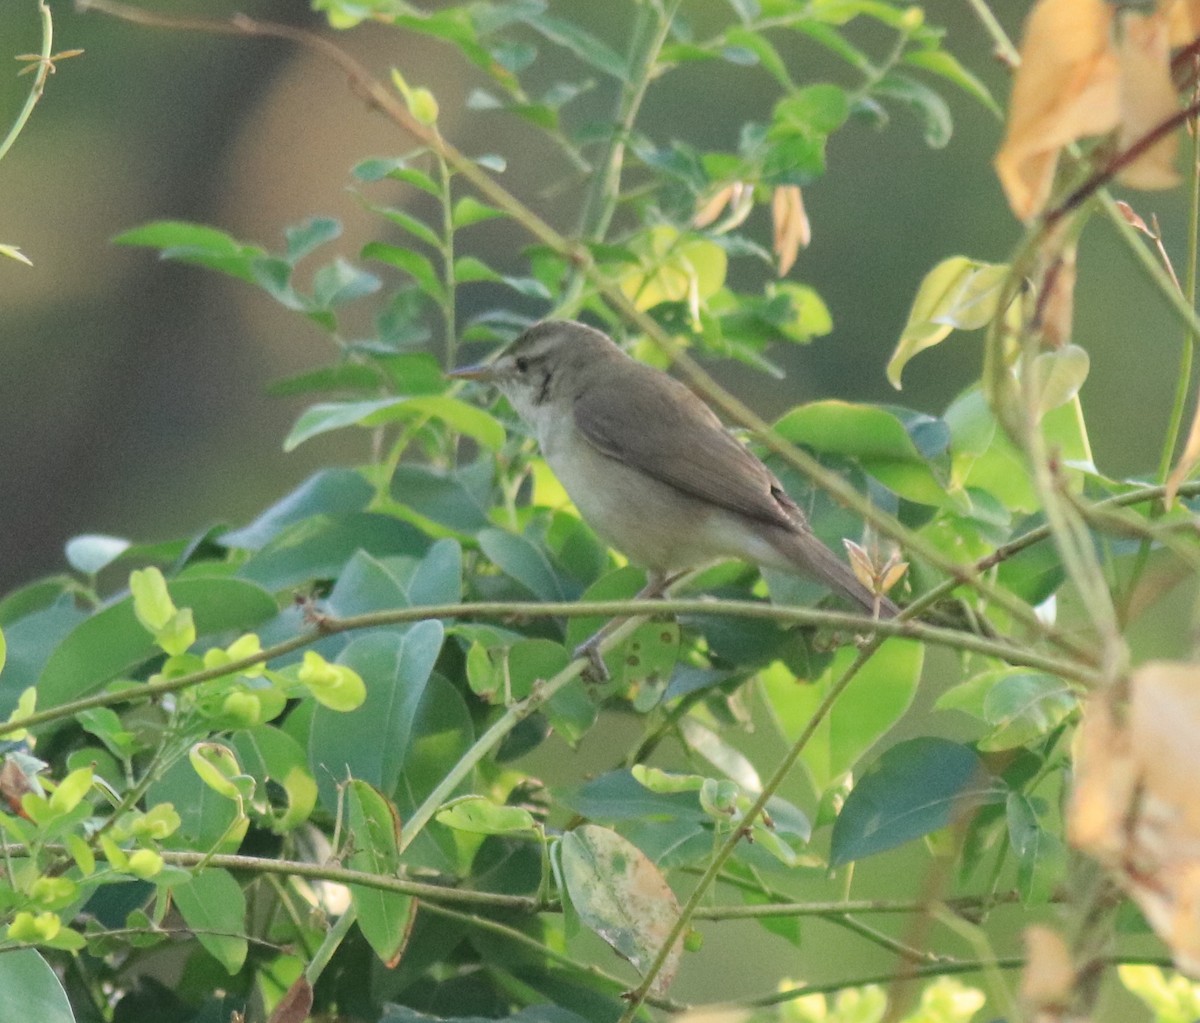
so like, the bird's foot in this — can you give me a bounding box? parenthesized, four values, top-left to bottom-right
(571, 570, 680, 683)
(573, 635, 611, 683)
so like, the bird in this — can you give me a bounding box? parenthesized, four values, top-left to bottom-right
(449, 318, 899, 618)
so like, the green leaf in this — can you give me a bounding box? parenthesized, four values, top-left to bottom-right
(371, 204, 441, 248)
(559, 825, 682, 997)
(391, 464, 493, 533)
(830, 738, 1004, 866)
(149, 750, 245, 852)
(725, 28, 793, 88)
(773, 83, 849, 135)
(452, 196, 507, 228)
(233, 725, 318, 833)
(0, 599, 87, 713)
(624, 620, 680, 712)
(503, 639, 594, 743)
(325, 550, 408, 618)
(312, 257, 381, 308)
(774, 402, 953, 507)
(64, 534, 131, 575)
(978, 671, 1078, 752)
(558, 769, 709, 823)
(618, 226, 728, 311)
(219, 469, 373, 551)
(353, 158, 441, 195)
(171, 869, 248, 974)
(284, 398, 405, 451)
(37, 578, 277, 710)
(114, 220, 266, 283)
(1119, 965, 1200, 1022)
(362, 242, 446, 301)
(406, 538, 463, 607)
(0, 950, 75, 1023)
(399, 395, 507, 451)
(516, 11, 628, 79)
(903, 49, 1000, 117)
(771, 282, 833, 342)
(477, 529, 566, 601)
(765, 639, 923, 793)
(284, 394, 499, 452)
(0, 244, 32, 266)
(285, 216, 342, 263)
(77, 707, 139, 760)
(1006, 792, 1067, 905)
(1032, 345, 1090, 416)
(874, 71, 953, 148)
(237, 512, 427, 591)
(347, 779, 413, 965)
(0, 576, 77, 628)
(308, 624, 446, 811)
(454, 255, 502, 283)
(887, 257, 1009, 388)
(436, 795, 536, 835)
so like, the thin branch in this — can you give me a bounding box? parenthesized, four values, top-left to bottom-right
(725, 954, 1175, 1012)
(1047, 100, 1200, 226)
(0, 1, 53, 165)
(3, 593, 1104, 741)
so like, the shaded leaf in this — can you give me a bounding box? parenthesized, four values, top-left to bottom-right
(171, 869, 247, 974)
(831, 738, 1004, 865)
(0, 950, 75, 1023)
(346, 779, 413, 966)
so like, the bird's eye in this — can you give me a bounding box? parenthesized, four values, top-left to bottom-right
(515, 357, 529, 373)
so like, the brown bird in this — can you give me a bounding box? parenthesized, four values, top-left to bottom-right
(451, 319, 899, 617)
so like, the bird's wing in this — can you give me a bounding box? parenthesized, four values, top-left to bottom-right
(572, 361, 800, 531)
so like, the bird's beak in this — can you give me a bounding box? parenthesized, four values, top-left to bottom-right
(446, 362, 497, 382)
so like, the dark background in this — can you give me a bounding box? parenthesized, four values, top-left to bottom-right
(0, 0, 1188, 595)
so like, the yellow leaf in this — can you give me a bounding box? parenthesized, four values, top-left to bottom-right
(995, 0, 1120, 221)
(618, 226, 727, 313)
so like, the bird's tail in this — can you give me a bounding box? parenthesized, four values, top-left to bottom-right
(770, 528, 900, 618)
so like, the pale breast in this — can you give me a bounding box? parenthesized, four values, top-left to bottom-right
(538, 423, 770, 573)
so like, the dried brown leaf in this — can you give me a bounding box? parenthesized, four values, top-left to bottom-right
(693, 184, 736, 229)
(880, 558, 910, 594)
(1020, 925, 1075, 1010)
(842, 539, 876, 592)
(771, 185, 809, 276)
(1069, 663, 1200, 975)
(1165, 383, 1200, 505)
(1038, 248, 1078, 349)
(995, 0, 1121, 221)
(1118, 12, 1182, 190)
(1163, 0, 1200, 46)
(1115, 198, 1155, 234)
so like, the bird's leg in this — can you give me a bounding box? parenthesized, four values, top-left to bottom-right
(573, 570, 681, 682)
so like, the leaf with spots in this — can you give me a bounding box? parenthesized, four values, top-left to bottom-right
(559, 824, 683, 996)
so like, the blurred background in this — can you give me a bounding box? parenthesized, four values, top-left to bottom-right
(0, 0, 1189, 596)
